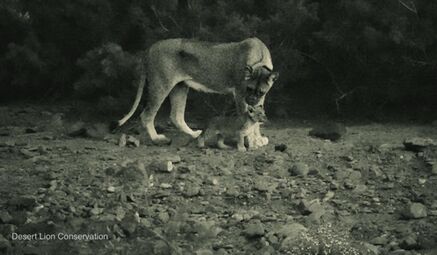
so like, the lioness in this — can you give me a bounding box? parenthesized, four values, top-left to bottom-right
(117, 38, 278, 146)
(197, 105, 267, 152)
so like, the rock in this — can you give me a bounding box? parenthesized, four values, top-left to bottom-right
(107, 186, 116, 193)
(8, 196, 36, 209)
(164, 154, 182, 163)
(370, 235, 389, 245)
(116, 161, 146, 182)
(120, 214, 138, 236)
(195, 249, 214, 255)
(244, 220, 265, 238)
(150, 160, 173, 172)
(159, 183, 173, 189)
(25, 127, 38, 133)
(363, 242, 380, 255)
(157, 211, 170, 223)
(402, 203, 427, 219)
(323, 191, 335, 202)
(298, 199, 323, 216)
(86, 123, 109, 139)
(403, 137, 436, 152)
(118, 134, 127, 147)
(274, 144, 287, 152)
(0, 234, 10, 251)
(183, 184, 200, 197)
(254, 176, 277, 192)
(275, 222, 307, 239)
(399, 234, 418, 250)
(126, 135, 140, 147)
(309, 122, 346, 141)
(90, 207, 103, 216)
(67, 121, 87, 137)
(153, 240, 171, 255)
(0, 211, 12, 224)
(289, 163, 309, 176)
(431, 164, 437, 175)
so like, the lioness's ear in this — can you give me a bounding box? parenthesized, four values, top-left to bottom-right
(244, 65, 253, 80)
(269, 72, 279, 82)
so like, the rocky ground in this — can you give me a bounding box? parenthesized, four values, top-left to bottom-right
(0, 104, 437, 255)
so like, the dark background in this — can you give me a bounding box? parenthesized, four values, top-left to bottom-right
(1, 0, 436, 120)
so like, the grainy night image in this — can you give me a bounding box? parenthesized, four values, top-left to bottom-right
(1, 0, 437, 254)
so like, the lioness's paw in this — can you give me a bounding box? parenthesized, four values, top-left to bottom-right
(152, 134, 171, 145)
(191, 130, 203, 139)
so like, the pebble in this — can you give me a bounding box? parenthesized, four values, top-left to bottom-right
(107, 186, 116, 193)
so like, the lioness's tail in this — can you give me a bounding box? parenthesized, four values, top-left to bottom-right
(117, 73, 146, 127)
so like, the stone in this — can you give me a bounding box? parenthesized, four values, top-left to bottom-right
(67, 121, 87, 137)
(0, 211, 12, 224)
(120, 214, 138, 236)
(195, 249, 214, 255)
(0, 234, 11, 251)
(403, 137, 436, 152)
(399, 234, 418, 250)
(118, 134, 127, 147)
(289, 163, 309, 176)
(150, 160, 173, 172)
(298, 199, 322, 216)
(244, 220, 265, 238)
(402, 203, 427, 219)
(309, 122, 346, 141)
(8, 196, 36, 209)
(431, 164, 437, 175)
(183, 184, 200, 197)
(126, 135, 140, 147)
(275, 222, 307, 238)
(274, 144, 287, 152)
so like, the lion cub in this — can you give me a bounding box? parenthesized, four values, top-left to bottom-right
(198, 105, 267, 152)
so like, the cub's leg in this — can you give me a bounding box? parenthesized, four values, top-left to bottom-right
(169, 84, 202, 138)
(140, 77, 174, 145)
(236, 132, 247, 152)
(217, 134, 231, 150)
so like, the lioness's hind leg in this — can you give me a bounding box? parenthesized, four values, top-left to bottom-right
(140, 79, 173, 145)
(169, 83, 202, 138)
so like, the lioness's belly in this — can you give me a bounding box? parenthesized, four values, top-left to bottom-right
(185, 80, 235, 94)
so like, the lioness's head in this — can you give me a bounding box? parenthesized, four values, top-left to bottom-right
(243, 65, 279, 106)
